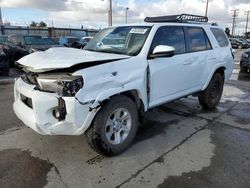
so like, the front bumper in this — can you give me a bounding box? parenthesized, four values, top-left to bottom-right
(13, 78, 99, 135)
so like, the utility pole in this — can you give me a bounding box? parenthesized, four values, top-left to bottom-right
(109, 0, 112, 26)
(0, 6, 3, 26)
(245, 10, 250, 35)
(231, 9, 240, 36)
(203, 0, 213, 17)
(125, 7, 129, 24)
(102, 0, 112, 26)
(51, 19, 54, 38)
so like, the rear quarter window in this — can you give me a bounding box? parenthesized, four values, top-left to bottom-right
(186, 27, 211, 53)
(211, 28, 229, 47)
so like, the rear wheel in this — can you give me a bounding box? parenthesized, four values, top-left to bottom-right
(86, 95, 138, 156)
(199, 73, 224, 109)
(240, 62, 247, 72)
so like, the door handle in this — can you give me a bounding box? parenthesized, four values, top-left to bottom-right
(183, 61, 192, 65)
(208, 57, 217, 61)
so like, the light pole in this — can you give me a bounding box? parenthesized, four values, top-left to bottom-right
(231, 9, 240, 36)
(245, 11, 250, 35)
(126, 7, 129, 24)
(0, 6, 3, 26)
(102, 0, 112, 26)
(203, 0, 213, 17)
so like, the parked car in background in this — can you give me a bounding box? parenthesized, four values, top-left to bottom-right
(3, 35, 60, 66)
(2, 39, 29, 67)
(229, 38, 249, 49)
(236, 38, 249, 49)
(245, 39, 250, 47)
(71, 37, 93, 49)
(8, 35, 61, 52)
(42, 37, 59, 45)
(240, 49, 250, 72)
(229, 38, 239, 49)
(0, 50, 9, 76)
(58, 36, 81, 47)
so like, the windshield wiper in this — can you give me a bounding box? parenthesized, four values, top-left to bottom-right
(84, 49, 96, 52)
(96, 50, 127, 55)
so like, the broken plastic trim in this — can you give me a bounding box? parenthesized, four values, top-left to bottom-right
(52, 97, 67, 121)
(75, 97, 95, 106)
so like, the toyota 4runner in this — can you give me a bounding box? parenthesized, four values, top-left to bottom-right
(13, 14, 234, 156)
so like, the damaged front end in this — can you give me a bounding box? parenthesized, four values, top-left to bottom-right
(13, 70, 100, 135)
(21, 71, 84, 120)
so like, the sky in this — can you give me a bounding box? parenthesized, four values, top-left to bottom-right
(0, 0, 250, 34)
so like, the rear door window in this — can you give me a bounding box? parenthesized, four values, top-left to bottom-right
(186, 27, 209, 52)
(210, 28, 229, 47)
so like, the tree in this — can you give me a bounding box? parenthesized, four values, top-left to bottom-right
(30, 21, 38, 27)
(225, 27, 230, 37)
(38, 21, 47, 28)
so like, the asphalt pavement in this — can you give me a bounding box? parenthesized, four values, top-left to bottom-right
(0, 50, 250, 188)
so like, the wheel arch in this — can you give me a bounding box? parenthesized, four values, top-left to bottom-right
(98, 89, 146, 119)
(202, 66, 226, 91)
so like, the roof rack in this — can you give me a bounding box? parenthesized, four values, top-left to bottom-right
(144, 14, 209, 23)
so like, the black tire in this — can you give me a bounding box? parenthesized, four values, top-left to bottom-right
(2, 70, 9, 76)
(199, 73, 224, 109)
(0, 57, 9, 76)
(240, 62, 247, 72)
(86, 95, 139, 156)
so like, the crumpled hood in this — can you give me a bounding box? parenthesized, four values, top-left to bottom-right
(17, 47, 130, 72)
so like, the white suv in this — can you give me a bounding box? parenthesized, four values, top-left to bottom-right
(13, 14, 234, 156)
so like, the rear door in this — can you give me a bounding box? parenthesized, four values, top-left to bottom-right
(184, 26, 213, 88)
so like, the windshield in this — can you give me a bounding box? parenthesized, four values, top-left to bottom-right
(68, 38, 80, 44)
(24, 36, 45, 45)
(84, 26, 151, 56)
(42, 38, 57, 45)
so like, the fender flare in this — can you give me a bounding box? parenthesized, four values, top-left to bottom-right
(93, 86, 147, 111)
(75, 86, 147, 135)
(202, 64, 226, 91)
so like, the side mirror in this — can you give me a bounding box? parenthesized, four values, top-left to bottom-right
(150, 45, 175, 58)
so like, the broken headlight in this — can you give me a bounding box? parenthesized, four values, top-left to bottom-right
(36, 74, 83, 96)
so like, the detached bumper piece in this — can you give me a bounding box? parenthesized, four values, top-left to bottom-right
(52, 97, 67, 121)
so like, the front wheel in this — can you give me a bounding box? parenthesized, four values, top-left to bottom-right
(86, 95, 138, 156)
(199, 73, 224, 109)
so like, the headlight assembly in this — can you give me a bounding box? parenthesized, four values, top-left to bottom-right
(36, 74, 83, 96)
